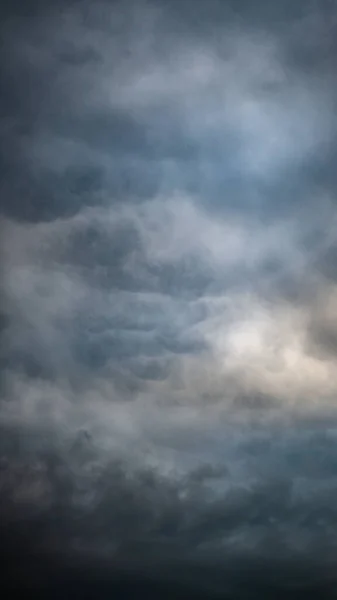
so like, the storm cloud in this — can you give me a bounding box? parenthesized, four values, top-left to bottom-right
(1, 0, 337, 597)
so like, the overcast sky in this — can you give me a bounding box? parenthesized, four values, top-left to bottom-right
(1, 0, 337, 597)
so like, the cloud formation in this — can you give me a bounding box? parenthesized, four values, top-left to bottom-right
(2, 0, 337, 596)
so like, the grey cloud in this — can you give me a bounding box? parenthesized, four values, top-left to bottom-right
(2, 0, 335, 224)
(2, 0, 337, 596)
(2, 417, 337, 597)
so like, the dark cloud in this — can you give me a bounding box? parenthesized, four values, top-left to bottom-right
(2, 419, 337, 596)
(2, 0, 337, 596)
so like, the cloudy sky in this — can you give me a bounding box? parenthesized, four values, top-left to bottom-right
(1, 0, 337, 596)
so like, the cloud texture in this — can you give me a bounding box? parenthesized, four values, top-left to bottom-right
(2, 0, 337, 596)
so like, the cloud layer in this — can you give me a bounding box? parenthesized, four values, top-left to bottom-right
(2, 0, 337, 596)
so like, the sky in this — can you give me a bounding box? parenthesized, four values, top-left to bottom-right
(1, 0, 337, 597)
